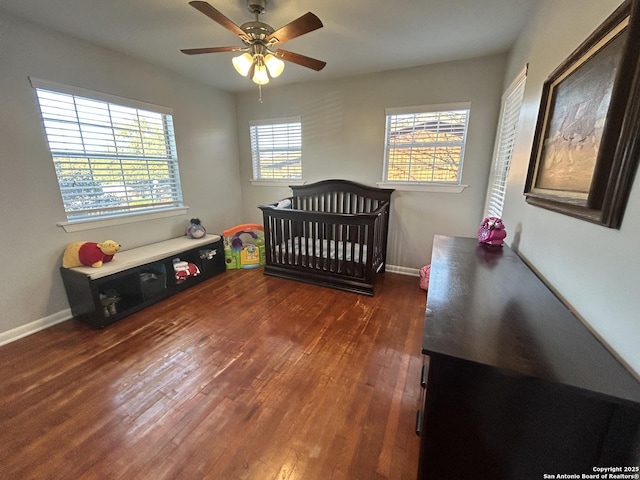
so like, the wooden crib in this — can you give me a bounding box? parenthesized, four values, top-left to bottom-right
(258, 179, 394, 296)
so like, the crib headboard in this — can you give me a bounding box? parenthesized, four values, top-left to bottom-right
(290, 179, 394, 214)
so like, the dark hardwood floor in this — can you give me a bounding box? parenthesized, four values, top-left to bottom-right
(0, 269, 425, 480)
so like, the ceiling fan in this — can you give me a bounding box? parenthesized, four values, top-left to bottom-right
(181, 0, 326, 86)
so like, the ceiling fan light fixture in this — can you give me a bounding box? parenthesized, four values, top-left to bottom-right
(232, 52, 254, 76)
(264, 54, 285, 78)
(252, 64, 270, 85)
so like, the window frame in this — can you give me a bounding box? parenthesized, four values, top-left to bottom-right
(483, 67, 527, 218)
(30, 77, 187, 232)
(380, 102, 471, 192)
(249, 117, 303, 185)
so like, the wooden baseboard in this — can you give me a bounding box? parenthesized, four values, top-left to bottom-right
(386, 264, 420, 276)
(0, 309, 72, 347)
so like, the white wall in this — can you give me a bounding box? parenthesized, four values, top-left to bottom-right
(501, 0, 640, 376)
(235, 54, 507, 270)
(0, 11, 241, 336)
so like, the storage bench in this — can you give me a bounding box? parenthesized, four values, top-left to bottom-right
(60, 234, 225, 328)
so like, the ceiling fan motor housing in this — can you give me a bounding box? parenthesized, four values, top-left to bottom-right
(240, 21, 274, 42)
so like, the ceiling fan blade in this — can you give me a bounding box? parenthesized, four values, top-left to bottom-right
(267, 12, 323, 44)
(275, 49, 326, 71)
(181, 46, 243, 55)
(188, 1, 245, 37)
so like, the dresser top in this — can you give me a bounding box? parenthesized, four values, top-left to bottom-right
(423, 235, 640, 406)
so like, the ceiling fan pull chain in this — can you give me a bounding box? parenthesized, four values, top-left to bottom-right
(258, 84, 263, 103)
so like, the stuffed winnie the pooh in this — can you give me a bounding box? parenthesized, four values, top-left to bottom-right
(62, 240, 121, 268)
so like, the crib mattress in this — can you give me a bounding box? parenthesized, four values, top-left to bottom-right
(277, 237, 368, 263)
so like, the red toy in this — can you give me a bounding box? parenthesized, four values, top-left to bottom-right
(173, 260, 200, 283)
(79, 243, 114, 266)
(62, 240, 121, 268)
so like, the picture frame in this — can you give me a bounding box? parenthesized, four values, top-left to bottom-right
(524, 0, 640, 228)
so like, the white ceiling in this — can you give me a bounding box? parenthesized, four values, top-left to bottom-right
(0, 0, 539, 92)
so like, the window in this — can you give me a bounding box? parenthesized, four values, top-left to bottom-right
(484, 67, 527, 218)
(250, 118, 302, 181)
(31, 78, 184, 224)
(383, 103, 470, 184)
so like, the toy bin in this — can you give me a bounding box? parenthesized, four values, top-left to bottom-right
(140, 267, 167, 301)
(223, 223, 266, 270)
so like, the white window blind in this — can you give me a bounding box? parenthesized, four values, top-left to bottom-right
(384, 103, 470, 184)
(250, 119, 302, 180)
(31, 78, 184, 222)
(485, 68, 527, 218)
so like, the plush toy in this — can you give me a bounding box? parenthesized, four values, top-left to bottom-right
(477, 217, 507, 246)
(62, 240, 121, 268)
(173, 260, 200, 283)
(186, 218, 206, 239)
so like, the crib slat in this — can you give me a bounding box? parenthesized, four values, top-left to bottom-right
(326, 222, 333, 272)
(310, 221, 315, 268)
(331, 222, 336, 272)
(340, 224, 347, 274)
(271, 215, 278, 264)
(288, 219, 294, 266)
(279, 218, 285, 264)
(307, 220, 313, 268)
(283, 218, 290, 264)
(288, 219, 299, 265)
(318, 221, 323, 270)
(329, 222, 333, 272)
(357, 224, 365, 277)
(349, 225, 356, 276)
(300, 220, 306, 267)
(272, 217, 279, 263)
(277, 218, 284, 264)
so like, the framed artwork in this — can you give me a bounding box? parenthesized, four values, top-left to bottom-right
(524, 0, 640, 228)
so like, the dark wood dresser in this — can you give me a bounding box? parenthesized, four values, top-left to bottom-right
(417, 235, 640, 479)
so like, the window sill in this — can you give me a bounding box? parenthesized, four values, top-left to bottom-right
(250, 180, 306, 187)
(57, 206, 190, 233)
(377, 182, 468, 193)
